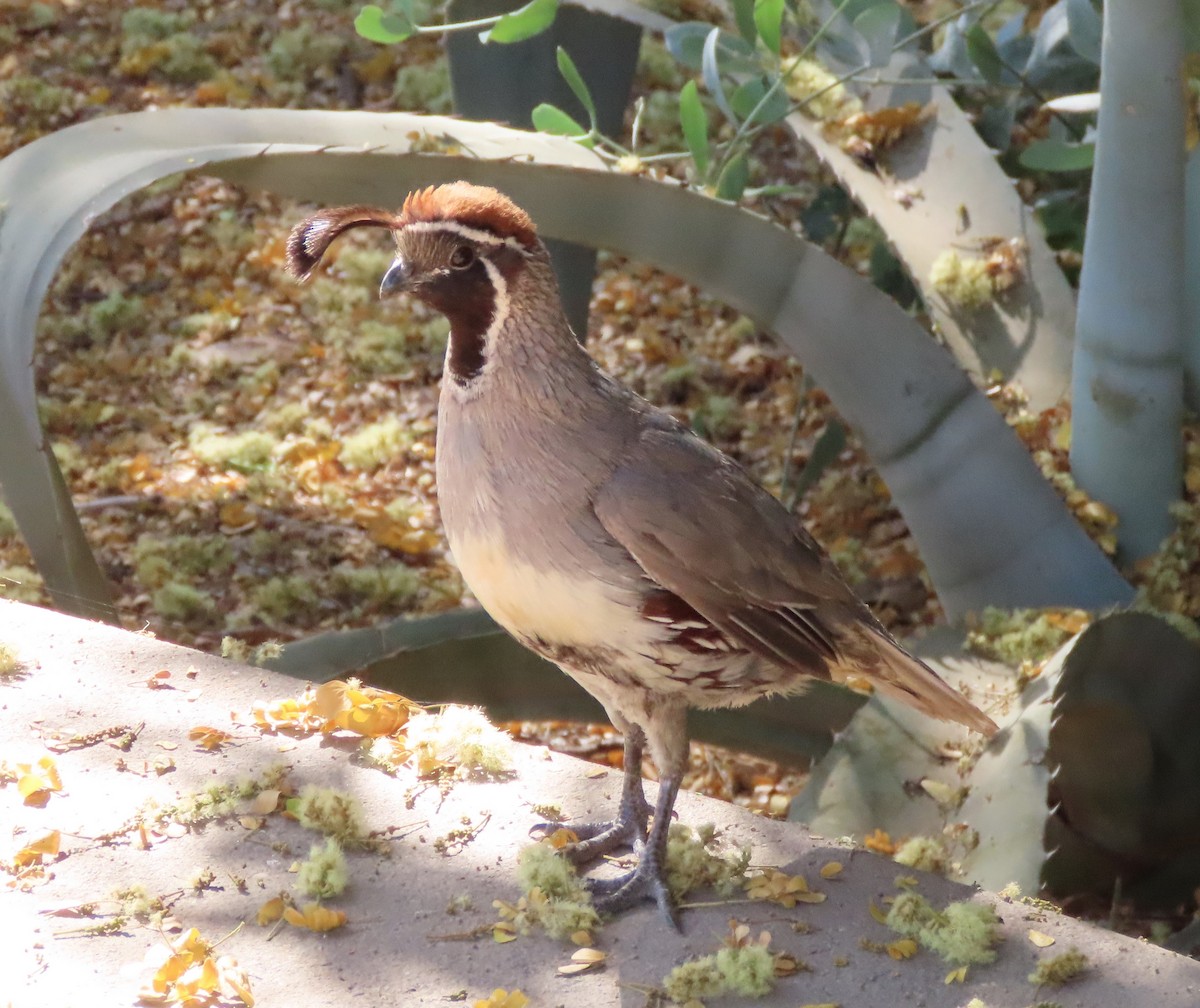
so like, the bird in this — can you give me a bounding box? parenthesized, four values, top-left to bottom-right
(285, 181, 998, 924)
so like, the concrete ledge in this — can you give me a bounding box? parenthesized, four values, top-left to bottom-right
(2, 599, 1197, 1007)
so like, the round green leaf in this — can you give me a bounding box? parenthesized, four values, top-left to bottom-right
(354, 4, 416, 43)
(481, 0, 557, 44)
(1020, 138, 1095, 173)
(530, 102, 588, 137)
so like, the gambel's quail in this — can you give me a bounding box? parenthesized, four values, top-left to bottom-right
(286, 182, 998, 923)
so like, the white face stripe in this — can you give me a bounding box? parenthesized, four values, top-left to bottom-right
(446, 251, 510, 401)
(401, 218, 526, 253)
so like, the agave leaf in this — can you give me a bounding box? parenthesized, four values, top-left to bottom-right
(795, 611, 1200, 902)
(1044, 611, 1200, 907)
(792, 44, 1079, 411)
(789, 629, 1013, 819)
(0, 108, 1129, 625)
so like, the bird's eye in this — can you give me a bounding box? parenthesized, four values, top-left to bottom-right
(449, 245, 475, 269)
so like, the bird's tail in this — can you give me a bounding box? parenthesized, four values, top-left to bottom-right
(838, 626, 998, 737)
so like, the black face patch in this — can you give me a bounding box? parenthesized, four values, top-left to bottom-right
(400, 233, 526, 386)
(419, 258, 494, 383)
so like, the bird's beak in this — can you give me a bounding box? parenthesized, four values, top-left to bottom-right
(379, 257, 412, 298)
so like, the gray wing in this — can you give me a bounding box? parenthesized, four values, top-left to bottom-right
(593, 423, 998, 737)
(592, 425, 860, 676)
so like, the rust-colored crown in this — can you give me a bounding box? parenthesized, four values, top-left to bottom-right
(399, 183, 538, 248)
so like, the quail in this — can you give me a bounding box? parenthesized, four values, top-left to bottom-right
(286, 182, 997, 924)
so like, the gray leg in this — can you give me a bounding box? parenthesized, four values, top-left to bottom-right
(532, 727, 651, 864)
(586, 771, 682, 928)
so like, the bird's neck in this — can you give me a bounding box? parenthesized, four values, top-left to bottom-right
(441, 250, 600, 408)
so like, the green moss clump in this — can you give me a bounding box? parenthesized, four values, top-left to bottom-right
(509, 844, 599, 940)
(331, 563, 421, 612)
(250, 575, 318, 623)
(119, 8, 215, 82)
(665, 823, 751, 899)
(662, 957, 725, 1002)
(392, 60, 452, 114)
(637, 36, 686, 90)
(134, 534, 234, 589)
(267, 25, 347, 80)
(221, 637, 284, 666)
(292, 785, 368, 846)
(121, 7, 191, 39)
(189, 426, 277, 472)
(0, 501, 16, 540)
(89, 291, 142, 340)
(152, 582, 215, 622)
(339, 418, 410, 471)
(893, 835, 950, 874)
(261, 402, 310, 435)
(517, 843, 582, 901)
(0, 644, 21, 676)
(929, 249, 995, 310)
(346, 319, 417, 375)
(662, 944, 776, 1003)
(0, 76, 78, 129)
(162, 766, 287, 825)
(0, 565, 44, 604)
(886, 891, 999, 966)
(296, 837, 349, 899)
(965, 607, 1079, 665)
(1028, 947, 1088, 986)
(1136, 499, 1200, 620)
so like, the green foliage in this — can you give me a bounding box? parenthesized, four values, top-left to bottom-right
(121, 7, 191, 40)
(189, 426, 278, 473)
(662, 943, 775, 1002)
(0, 565, 44, 604)
(120, 7, 216, 83)
(296, 837, 350, 898)
(134, 534, 234, 589)
(886, 891, 999, 966)
(510, 844, 599, 939)
(664, 822, 750, 899)
(480, 0, 558, 45)
(1028, 947, 1088, 986)
(88, 291, 144, 343)
(250, 574, 318, 623)
(267, 25, 348, 80)
(392, 60, 452, 114)
(0, 76, 77, 131)
(331, 563, 420, 611)
(152, 581, 216, 622)
(339, 418, 410, 470)
(291, 785, 369, 846)
(965, 607, 1078, 665)
(0, 500, 16, 540)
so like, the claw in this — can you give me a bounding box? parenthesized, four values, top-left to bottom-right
(588, 858, 680, 929)
(532, 730, 652, 866)
(586, 774, 683, 928)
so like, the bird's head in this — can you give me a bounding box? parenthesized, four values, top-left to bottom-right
(286, 182, 546, 384)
